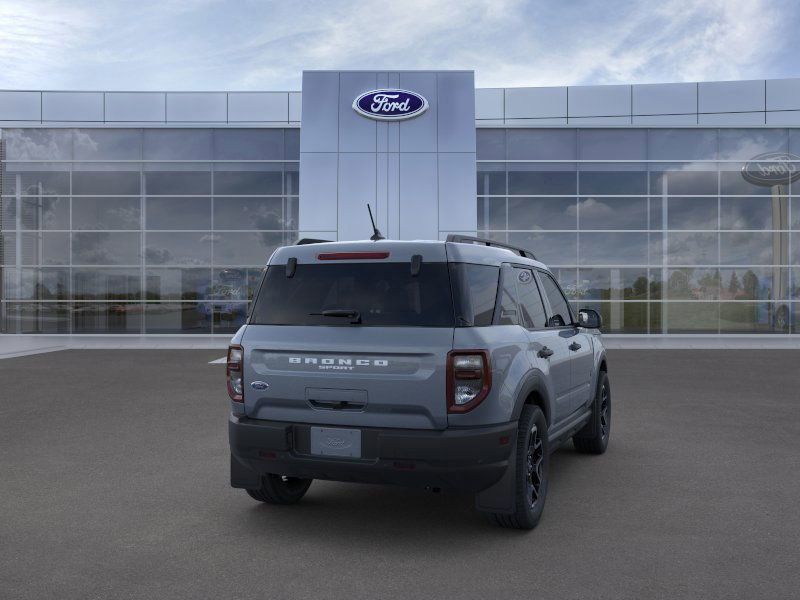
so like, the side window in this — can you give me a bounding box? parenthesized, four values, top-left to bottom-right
(497, 265, 519, 325)
(514, 268, 547, 329)
(539, 272, 572, 327)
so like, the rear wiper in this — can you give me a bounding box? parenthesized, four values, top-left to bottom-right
(309, 309, 362, 324)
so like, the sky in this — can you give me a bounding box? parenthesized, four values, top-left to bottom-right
(0, 0, 797, 91)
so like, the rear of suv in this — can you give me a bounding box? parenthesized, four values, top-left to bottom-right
(228, 235, 609, 529)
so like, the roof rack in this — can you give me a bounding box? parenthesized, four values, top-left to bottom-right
(446, 234, 536, 260)
(296, 238, 333, 245)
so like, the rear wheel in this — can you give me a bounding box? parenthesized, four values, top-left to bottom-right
(489, 404, 549, 530)
(246, 474, 312, 505)
(573, 371, 610, 455)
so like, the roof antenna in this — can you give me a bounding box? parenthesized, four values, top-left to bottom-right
(367, 204, 385, 241)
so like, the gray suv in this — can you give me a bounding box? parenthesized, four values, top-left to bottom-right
(228, 235, 609, 529)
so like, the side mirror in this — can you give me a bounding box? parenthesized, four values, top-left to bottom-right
(578, 308, 602, 330)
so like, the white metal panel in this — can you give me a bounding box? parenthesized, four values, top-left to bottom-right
(505, 86, 567, 119)
(568, 84, 631, 117)
(632, 82, 696, 115)
(298, 152, 338, 232)
(475, 88, 503, 120)
(300, 72, 339, 152)
(504, 118, 568, 126)
(398, 72, 438, 152)
(228, 92, 288, 122)
(632, 114, 698, 125)
(438, 153, 477, 233)
(437, 71, 475, 153)
(289, 92, 302, 122)
(0, 91, 41, 121)
(766, 78, 800, 111)
(338, 72, 377, 153)
(476, 119, 507, 126)
(765, 111, 800, 126)
(698, 111, 765, 125)
(568, 116, 631, 125)
(698, 80, 764, 114)
(42, 92, 103, 121)
(337, 153, 377, 241)
(166, 92, 226, 122)
(105, 92, 165, 122)
(399, 153, 438, 240)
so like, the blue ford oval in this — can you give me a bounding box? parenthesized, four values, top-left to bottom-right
(352, 89, 428, 121)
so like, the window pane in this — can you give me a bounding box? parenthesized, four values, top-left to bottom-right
(213, 232, 283, 266)
(4, 129, 72, 160)
(508, 167, 576, 195)
(497, 266, 519, 326)
(144, 303, 212, 334)
(507, 129, 575, 160)
(145, 232, 212, 265)
(578, 197, 647, 230)
(665, 301, 719, 333)
(515, 268, 547, 328)
(2, 267, 69, 300)
(212, 303, 249, 334)
(72, 303, 142, 333)
(145, 197, 211, 230)
(579, 233, 649, 265)
(668, 197, 718, 230)
(648, 129, 718, 161)
(145, 268, 212, 301)
(284, 163, 299, 196)
(72, 197, 140, 230)
(143, 129, 213, 160)
(477, 197, 506, 230)
(72, 232, 140, 265)
(538, 272, 572, 326)
(649, 167, 717, 196)
(213, 197, 284, 230)
(508, 197, 576, 230)
(73, 129, 142, 160)
(211, 267, 262, 302)
(72, 170, 140, 195)
(144, 170, 210, 195)
(72, 268, 141, 300)
(720, 302, 782, 333)
(578, 268, 649, 300)
(720, 167, 773, 196)
(507, 232, 577, 265)
(580, 301, 648, 333)
(477, 129, 506, 160)
(720, 232, 777, 265)
(5, 168, 70, 195)
(667, 233, 719, 265)
(666, 268, 720, 300)
(214, 129, 284, 160)
(449, 263, 499, 326)
(213, 165, 282, 195)
(1, 302, 70, 334)
(20, 232, 70, 265)
(719, 267, 788, 301)
(579, 129, 646, 160)
(718, 129, 788, 160)
(579, 170, 647, 195)
(477, 164, 506, 195)
(720, 197, 785, 230)
(20, 196, 70, 230)
(285, 129, 300, 159)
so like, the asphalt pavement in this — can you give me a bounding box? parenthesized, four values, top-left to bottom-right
(1, 349, 799, 599)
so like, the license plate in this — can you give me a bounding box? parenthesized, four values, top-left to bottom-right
(310, 427, 362, 458)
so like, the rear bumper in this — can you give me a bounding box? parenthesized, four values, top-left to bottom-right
(229, 415, 516, 493)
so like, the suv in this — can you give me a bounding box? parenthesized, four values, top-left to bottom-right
(227, 235, 609, 529)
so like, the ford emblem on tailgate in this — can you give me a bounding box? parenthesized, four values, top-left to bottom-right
(353, 89, 428, 121)
(251, 381, 269, 390)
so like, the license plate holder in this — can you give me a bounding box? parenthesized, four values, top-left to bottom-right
(310, 427, 362, 458)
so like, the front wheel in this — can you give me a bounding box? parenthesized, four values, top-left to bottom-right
(573, 371, 610, 454)
(246, 474, 312, 505)
(489, 404, 549, 530)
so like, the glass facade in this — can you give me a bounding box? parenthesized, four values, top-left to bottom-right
(0, 128, 299, 334)
(478, 128, 800, 334)
(1, 125, 798, 335)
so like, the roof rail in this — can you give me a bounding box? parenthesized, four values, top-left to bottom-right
(296, 238, 333, 245)
(446, 234, 536, 260)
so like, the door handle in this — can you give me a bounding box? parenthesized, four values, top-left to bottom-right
(537, 346, 554, 359)
(569, 342, 582, 351)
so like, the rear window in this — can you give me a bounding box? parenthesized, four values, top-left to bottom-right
(250, 262, 455, 327)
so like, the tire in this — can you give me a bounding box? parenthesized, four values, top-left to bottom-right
(573, 371, 610, 455)
(489, 404, 549, 530)
(246, 474, 312, 505)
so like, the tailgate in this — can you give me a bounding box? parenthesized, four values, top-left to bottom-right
(242, 325, 454, 430)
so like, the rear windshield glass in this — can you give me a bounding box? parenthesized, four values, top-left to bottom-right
(250, 262, 455, 327)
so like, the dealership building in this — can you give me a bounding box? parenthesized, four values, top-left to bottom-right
(1, 70, 799, 338)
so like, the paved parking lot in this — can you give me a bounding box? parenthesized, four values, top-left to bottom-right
(1, 349, 799, 599)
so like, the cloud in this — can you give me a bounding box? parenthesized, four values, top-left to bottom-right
(0, 0, 795, 90)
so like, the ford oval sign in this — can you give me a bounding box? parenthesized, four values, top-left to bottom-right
(353, 89, 428, 121)
(742, 152, 800, 186)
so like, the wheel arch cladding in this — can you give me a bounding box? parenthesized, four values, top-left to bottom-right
(513, 371, 552, 426)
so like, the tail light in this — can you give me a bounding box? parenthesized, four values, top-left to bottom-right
(227, 344, 244, 402)
(447, 350, 491, 413)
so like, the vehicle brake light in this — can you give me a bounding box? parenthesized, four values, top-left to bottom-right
(447, 350, 491, 413)
(317, 252, 390, 260)
(227, 344, 244, 402)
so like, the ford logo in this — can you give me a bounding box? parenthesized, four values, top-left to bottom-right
(742, 152, 800, 186)
(325, 436, 351, 449)
(352, 89, 428, 121)
(250, 381, 269, 390)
